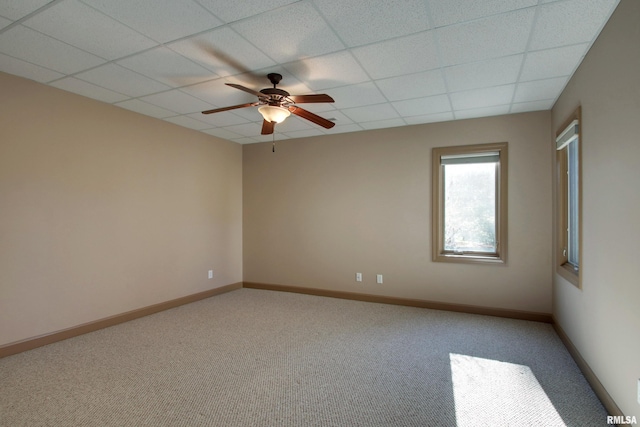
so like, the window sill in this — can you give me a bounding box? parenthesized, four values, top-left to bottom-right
(557, 263, 580, 288)
(433, 253, 506, 265)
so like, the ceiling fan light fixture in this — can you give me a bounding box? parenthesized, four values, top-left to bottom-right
(258, 105, 291, 123)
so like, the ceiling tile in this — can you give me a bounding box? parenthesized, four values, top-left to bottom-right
(404, 111, 454, 125)
(282, 128, 325, 139)
(313, 0, 431, 47)
(140, 89, 215, 114)
(328, 82, 387, 109)
(0, 16, 11, 29)
(75, 64, 170, 97)
(513, 77, 568, 103)
(202, 127, 245, 140)
(168, 27, 276, 77)
(428, 0, 537, 27)
(191, 110, 251, 127)
(80, 0, 222, 43)
(23, 0, 157, 60)
(117, 46, 214, 87)
(376, 69, 446, 102)
(520, 44, 589, 82)
(0, 25, 105, 74)
(455, 105, 511, 120)
(450, 84, 515, 110)
(529, 0, 618, 50)
(444, 55, 523, 93)
(392, 94, 451, 116)
(352, 32, 440, 80)
(510, 99, 555, 113)
(197, 0, 300, 23)
(164, 115, 212, 130)
(283, 51, 370, 91)
(50, 77, 130, 103)
(220, 122, 265, 137)
(0, 0, 51, 21)
(0, 52, 64, 83)
(437, 8, 535, 66)
(342, 103, 400, 122)
(231, 2, 344, 63)
(114, 99, 176, 118)
(360, 118, 407, 130)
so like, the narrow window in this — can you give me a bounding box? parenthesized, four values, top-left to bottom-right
(432, 142, 508, 264)
(556, 108, 581, 286)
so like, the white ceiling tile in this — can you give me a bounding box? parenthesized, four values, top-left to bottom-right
(23, 0, 157, 60)
(513, 77, 568, 103)
(352, 32, 440, 80)
(376, 69, 446, 101)
(0, 16, 11, 29)
(455, 105, 511, 120)
(314, 0, 431, 47)
(0, 0, 51, 21)
(520, 44, 589, 82)
(278, 116, 315, 132)
(164, 115, 212, 131)
(438, 8, 535, 66)
(328, 82, 387, 109)
(168, 27, 276, 77)
(220, 122, 265, 137)
(202, 127, 245, 140)
(324, 123, 364, 134)
(0, 25, 105, 74)
(428, 0, 537, 27)
(360, 118, 407, 130)
(80, 0, 222, 43)
(282, 128, 325, 139)
(76, 64, 170, 97)
(392, 94, 451, 116)
(117, 47, 214, 87)
(445, 55, 523, 93)
(192, 110, 252, 127)
(114, 99, 176, 118)
(140, 89, 215, 114)
(0, 53, 64, 82)
(283, 51, 370, 91)
(404, 111, 454, 125)
(450, 85, 515, 110)
(197, 0, 299, 23)
(50, 77, 129, 103)
(231, 2, 344, 63)
(342, 103, 400, 122)
(510, 99, 555, 113)
(529, 0, 619, 50)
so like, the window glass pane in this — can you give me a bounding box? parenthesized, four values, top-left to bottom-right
(567, 139, 579, 268)
(443, 162, 497, 253)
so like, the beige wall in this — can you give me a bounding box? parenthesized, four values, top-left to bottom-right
(552, 0, 640, 417)
(0, 72, 243, 346)
(243, 111, 553, 313)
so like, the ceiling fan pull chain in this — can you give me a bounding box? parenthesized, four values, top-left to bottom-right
(272, 133, 276, 153)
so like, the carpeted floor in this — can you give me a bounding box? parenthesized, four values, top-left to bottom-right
(0, 288, 608, 426)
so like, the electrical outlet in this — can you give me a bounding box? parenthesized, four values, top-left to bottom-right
(356, 272, 362, 282)
(208, 270, 213, 279)
(377, 274, 383, 284)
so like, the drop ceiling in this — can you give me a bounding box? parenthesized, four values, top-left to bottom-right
(0, 0, 620, 144)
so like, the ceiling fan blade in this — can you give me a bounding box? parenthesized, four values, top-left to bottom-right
(226, 83, 267, 99)
(288, 106, 335, 129)
(261, 119, 275, 135)
(202, 102, 258, 114)
(288, 94, 334, 103)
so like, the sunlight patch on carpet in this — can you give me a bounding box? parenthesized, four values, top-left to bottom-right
(450, 353, 566, 427)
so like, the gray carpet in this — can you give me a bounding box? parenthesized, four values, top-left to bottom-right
(0, 288, 608, 426)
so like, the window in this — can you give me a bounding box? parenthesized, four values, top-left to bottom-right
(432, 142, 508, 264)
(556, 108, 581, 287)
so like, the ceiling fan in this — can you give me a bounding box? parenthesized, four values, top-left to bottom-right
(201, 73, 336, 135)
